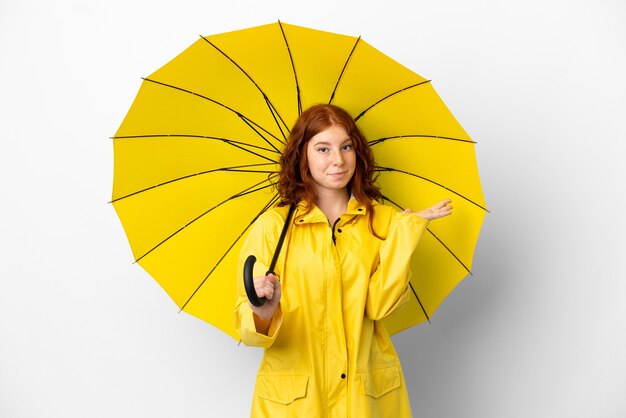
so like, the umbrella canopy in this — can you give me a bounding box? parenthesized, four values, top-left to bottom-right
(112, 21, 487, 339)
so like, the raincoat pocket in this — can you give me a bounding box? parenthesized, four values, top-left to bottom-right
(360, 363, 401, 398)
(257, 374, 309, 405)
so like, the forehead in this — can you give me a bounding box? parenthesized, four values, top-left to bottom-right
(309, 125, 350, 144)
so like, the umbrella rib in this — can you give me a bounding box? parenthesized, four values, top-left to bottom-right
(376, 166, 488, 212)
(354, 80, 432, 122)
(369, 134, 476, 146)
(142, 77, 282, 152)
(278, 20, 302, 116)
(425, 228, 473, 275)
(238, 116, 285, 148)
(408, 282, 431, 324)
(179, 193, 281, 312)
(328, 36, 361, 105)
(112, 134, 280, 158)
(133, 178, 277, 263)
(200, 35, 290, 143)
(264, 95, 289, 142)
(382, 194, 473, 275)
(110, 164, 277, 203)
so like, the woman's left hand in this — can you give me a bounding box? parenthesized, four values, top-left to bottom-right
(403, 199, 453, 220)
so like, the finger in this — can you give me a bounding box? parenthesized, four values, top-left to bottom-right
(257, 280, 273, 299)
(272, 276, 281, 290)
(262, 275, 276, 299)
(266, 275, 281, 304)
(253, 276, 271, 298)
(253, 276, 266, 291)
(434, 199, 452, 209)
(435, 209, 453, 219)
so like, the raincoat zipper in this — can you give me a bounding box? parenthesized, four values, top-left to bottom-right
(326, 216, 340, 413)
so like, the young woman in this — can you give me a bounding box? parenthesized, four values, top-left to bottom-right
(235, 104, 452, 417)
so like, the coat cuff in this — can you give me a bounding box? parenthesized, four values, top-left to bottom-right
(239, 304, 282, 348)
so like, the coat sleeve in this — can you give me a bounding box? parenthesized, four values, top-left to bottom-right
(365, 211, 429, 321)
(234, 211, 284, 348)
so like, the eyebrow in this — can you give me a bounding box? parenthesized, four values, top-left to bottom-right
(312, 138, 352, 146)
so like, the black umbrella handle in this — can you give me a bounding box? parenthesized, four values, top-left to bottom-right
(243, 204, 296, 307)
(244, 255, 267, 307)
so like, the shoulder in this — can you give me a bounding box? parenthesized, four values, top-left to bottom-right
(369, 201, 428, 237)
(367, 201, 397, 239)
(370, 200, 400, 222)
(262, 205, 291, 221)
(253, 205, 292, 231)
(243, 206, 291, 251)
(370, 200, 395, 216)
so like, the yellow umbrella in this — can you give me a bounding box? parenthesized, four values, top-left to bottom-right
(112, 21, 487, 339)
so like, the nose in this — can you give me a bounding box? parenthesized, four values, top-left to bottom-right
(332, 150, 344, 166)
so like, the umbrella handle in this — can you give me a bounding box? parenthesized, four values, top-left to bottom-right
(243, 255, 267, 307)
(243, 204, 295, 308)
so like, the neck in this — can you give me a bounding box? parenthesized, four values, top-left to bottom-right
(315, 188, 350, 224)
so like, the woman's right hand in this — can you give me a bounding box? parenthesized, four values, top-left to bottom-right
(249, 273, 281, 322)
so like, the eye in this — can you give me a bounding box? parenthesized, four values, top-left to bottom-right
(316, 146, 329, 153)
(342, 143, 354, 151)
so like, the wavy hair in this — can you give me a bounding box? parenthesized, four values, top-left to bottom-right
(277, 104, 382, 234)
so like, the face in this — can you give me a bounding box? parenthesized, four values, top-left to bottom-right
(306, 124, 356, 195)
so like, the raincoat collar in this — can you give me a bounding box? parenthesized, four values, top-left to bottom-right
(294, 197, 369, 225)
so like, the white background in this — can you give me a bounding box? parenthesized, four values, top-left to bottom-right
(1, 0, 625, 417)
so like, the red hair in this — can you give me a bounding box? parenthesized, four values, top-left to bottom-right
(277, 104, 382, 232)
